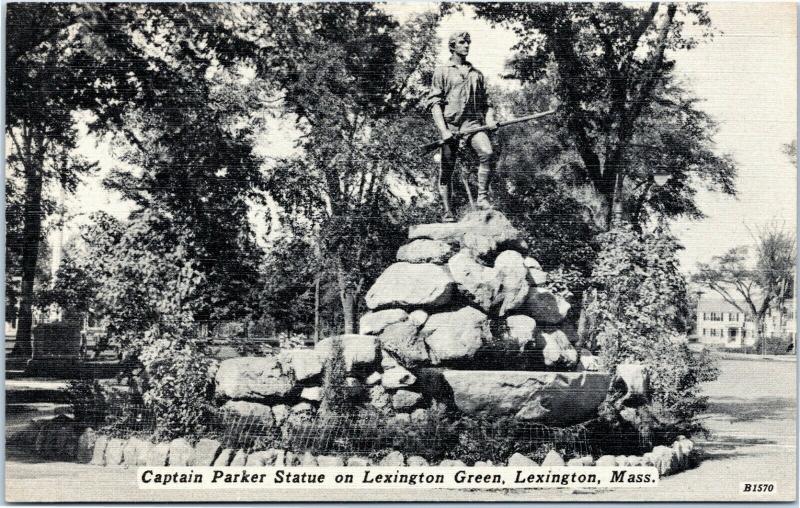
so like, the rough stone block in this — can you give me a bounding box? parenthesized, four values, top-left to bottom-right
(422, 307, 489, 364)
(360, 309, 409, 336)
(147, 442, 170, 466)
(76, 428, 97, 464)
(392, 389, 423, 410)
(104, 438, 125, 466)
(407, 456, 429, 466)
(216, 357, 295, 400)
(192, 438, 222, 466)
(379, 451, 405, 466)
(507, 453, 537, 466)
(365, 263, 455, 310)
(397, 239, 455, 264)
(317, 455, 345, 467)
(213, 448, 234, 467)
(168, 438, 194, 466)
(440, 370, 609, 425)
(90, 435, 108, 466)
(541, 450, 565, 466)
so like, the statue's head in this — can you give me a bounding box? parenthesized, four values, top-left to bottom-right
(448, 31, 471, 56)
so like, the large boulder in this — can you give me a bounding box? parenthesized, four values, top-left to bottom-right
(504, 315, 537, 349)
(315, 335, 379, 371)
(382, 364, 417, 389)
(447, 251, 501, 312)
(447, 250, 529, 316)
(612, 363, 650, 407)
(421, 307, 489, 364)
(378, 321, 429, 366)
(365, 263, 455, 310)
(493, 250, 531, 315)
(279, 349, 323, 382)
(521, 288, 570, 325)
(222, 400, 274, 426)
(392, 389, 423, 410)
(215, 357, 295, 400)
(408, 210, 526, 259)
(359, 309, 409, 336)
(439, 370, 610, 425)
(533, 328, 579, 369)
(396, 239, 455, 264)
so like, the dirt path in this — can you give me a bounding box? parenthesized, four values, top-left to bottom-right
(5, 359, 796, 502)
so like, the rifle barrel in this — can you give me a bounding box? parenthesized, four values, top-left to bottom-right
(420, 109, 557, 153)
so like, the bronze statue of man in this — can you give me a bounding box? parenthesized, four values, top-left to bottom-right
(426, 31, 497, 222)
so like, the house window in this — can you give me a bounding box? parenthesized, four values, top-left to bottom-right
(729, 329, 738, 338)
(702, 328, 707, 336)
(702, 312, 707, 320)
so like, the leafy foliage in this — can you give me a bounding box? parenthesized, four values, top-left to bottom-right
(261, 6, 443, 332)
(75, 210, 218, 439)
(587, 226, 719, 439)
(474, 3, 736, 227)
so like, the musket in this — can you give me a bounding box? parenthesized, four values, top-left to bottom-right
(420, 109, 557, 154)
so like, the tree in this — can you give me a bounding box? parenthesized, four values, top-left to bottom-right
(694, 226, 796, 352)
(587, 226, 718, 440)
(475, 3, 736, 229)
(6, 4, 102, 356)
(263, 5, 443, 332)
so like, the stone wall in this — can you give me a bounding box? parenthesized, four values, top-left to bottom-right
(63, 424, 697, 477)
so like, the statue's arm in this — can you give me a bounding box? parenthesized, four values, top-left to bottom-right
(431, 105, 452, 140)
(426, 67, 452, 140)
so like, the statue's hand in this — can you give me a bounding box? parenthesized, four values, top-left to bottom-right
(486, 122, 499, 132)
(440, 130, 454, 141)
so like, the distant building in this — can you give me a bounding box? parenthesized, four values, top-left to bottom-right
(695, 293, 795, 348)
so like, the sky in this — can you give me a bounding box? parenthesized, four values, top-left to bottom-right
(55, 2, 797, 275)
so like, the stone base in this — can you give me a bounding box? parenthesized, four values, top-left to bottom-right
(432, 370, 611, 426)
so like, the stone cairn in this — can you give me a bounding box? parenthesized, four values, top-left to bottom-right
(212, 210, 623, 428)
(29, 211, 668, 469)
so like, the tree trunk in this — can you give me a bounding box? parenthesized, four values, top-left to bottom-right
(314, 275, 321, 343)
(340, 288, 357, 335)
(752, 316, 766, 355)
(11, 163, 44, 359)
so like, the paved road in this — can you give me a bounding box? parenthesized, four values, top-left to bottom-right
(5, 359, 796, 502)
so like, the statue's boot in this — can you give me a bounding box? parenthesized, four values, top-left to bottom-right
(476, 165, 495, 210)
(438, 184, 455, 222)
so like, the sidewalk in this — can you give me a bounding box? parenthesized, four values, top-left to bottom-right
(713, 351, 796, 362)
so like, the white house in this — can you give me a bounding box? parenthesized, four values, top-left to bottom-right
(695, 293, 795, 348)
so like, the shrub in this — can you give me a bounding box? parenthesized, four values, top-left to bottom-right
(587, 226, 720, 442)
(139, 329, 217, 441)
(319, 337, 351, 415)
(67, 378, 108, 428)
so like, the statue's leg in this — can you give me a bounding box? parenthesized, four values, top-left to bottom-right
(438, 138, 457, 222)
(471, 131, 495, 209)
